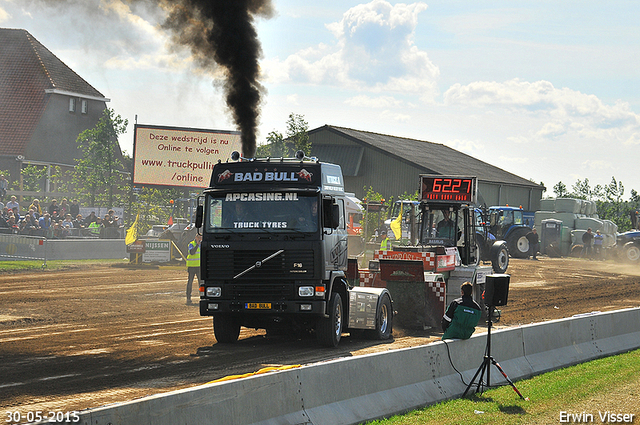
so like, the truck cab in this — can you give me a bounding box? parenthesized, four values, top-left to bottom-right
(196, 152, 392, 347)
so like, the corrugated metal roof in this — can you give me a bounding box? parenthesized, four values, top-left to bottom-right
(0, 28, 106, 156)
(311, 144, 363, 176)
(311, 125, 541, 189)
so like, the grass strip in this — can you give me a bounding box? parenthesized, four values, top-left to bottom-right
(0, 258, 127, 272)
(367, 348, 640, 425)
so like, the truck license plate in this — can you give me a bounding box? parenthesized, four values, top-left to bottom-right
(245, 302, 271, 310)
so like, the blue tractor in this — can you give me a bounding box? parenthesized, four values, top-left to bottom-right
(486, 206, 534, 259)
(616, 211, 640, 263)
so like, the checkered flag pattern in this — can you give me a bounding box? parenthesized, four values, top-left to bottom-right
(374, 250, 437, 271)
(427, 279, 446, 302)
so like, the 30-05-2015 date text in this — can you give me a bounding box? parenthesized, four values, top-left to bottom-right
(5, 411, 80, 424)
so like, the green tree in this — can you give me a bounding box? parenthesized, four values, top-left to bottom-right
(605, 177, 624, 203)
(20, 164, 47, 195)
(361, 186, 391, 241)
(49, 165, 72, 194)
(571, 178, 591, 200)
(73, 108, 128, 207)
(256, 130, 286, 157)
(256, 113, 310, 157)
(553, 181, 568, 198)
(286, 113, 310, 154)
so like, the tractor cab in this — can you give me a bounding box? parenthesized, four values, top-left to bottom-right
(419, 205, 463, 247)
(488, 207, 525, 239)
(417, 176, 482, 267)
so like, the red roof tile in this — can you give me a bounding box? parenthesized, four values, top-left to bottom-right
(0, 28, 106, 156)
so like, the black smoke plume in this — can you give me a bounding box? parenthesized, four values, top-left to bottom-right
(161, 0, 274, 157)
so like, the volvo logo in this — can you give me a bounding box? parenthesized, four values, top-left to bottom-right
(255, 261, 262, 268)
(211, 244, 230, 249)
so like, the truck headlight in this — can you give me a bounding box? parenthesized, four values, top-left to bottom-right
(298, 286, 314, 297)
(206, 286, 222, 297)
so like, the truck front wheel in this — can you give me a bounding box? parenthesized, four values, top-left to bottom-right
(213, 315, 241, 343)
(317, 292, 343, 347)
(367, 293, 393, 340)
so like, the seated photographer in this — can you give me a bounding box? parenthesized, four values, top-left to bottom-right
(441, 281, 482, 340)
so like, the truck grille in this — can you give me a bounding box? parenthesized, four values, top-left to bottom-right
(205, 249, 315, 279)
(228, 283, 293, 300)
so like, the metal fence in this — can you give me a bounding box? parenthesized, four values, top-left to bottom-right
(0, 234, 47, 267)
(0, 234, 127, 263)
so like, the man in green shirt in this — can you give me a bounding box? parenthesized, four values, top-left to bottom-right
(442, 282, 482, 340)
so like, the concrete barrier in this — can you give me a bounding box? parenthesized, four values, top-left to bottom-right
(0, 235, 126, 261)
(69, 308, 640, 425)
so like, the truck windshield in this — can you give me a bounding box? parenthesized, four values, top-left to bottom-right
(205, 192, 319, 233)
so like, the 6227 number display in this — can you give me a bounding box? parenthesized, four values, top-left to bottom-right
(420, 176, 476, 203)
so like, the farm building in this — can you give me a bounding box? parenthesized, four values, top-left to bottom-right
(0, 28, 120, 193)
(309, 125, 544, 210)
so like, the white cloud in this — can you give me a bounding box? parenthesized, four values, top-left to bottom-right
(625, 132, 640, 146)
(0, 6, 11, 22)
(99, 0, 159, 38)
(442, 138, 485, 157)
(380, 109, 411, 123)
(443, 78, 640, 148)
(262, 0, 438, 100)
(344, 95, 401, 108)
(536, 121, 566, 138)
(506, 135, 529, 145)
(104, 53, 193, 72)
(581, 159, 613, 172)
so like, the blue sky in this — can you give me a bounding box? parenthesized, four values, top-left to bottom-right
(2, 0, 639, 196)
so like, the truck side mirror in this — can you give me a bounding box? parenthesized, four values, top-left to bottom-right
(322, 199, 340, 229)
(331, 204, 340, 229)
(195, 204, 203, 229)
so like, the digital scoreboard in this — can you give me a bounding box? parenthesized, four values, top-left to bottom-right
(420, 175, 477, 203)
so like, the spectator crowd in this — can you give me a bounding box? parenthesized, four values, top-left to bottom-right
(0, 194, 123, 239)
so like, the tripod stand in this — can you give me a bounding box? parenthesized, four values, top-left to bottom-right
(463, 305, 527, 400)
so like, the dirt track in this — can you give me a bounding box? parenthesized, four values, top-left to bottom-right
(1, 257, 640, 415)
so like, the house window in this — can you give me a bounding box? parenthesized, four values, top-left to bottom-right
(69, 98, 76, 112)
(81, 100, 88, 114)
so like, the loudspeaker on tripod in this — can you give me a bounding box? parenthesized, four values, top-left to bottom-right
(485, 274, 510, 307)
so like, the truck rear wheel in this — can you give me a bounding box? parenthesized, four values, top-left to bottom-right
(317, 292, 343, 347)
(508, 228, 530, 258)
(367, 293, 393, 340)
(213, 315, 240, 343)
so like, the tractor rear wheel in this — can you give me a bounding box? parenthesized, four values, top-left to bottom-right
(623, 242, 640, 263)
(508, 228, 530, 258)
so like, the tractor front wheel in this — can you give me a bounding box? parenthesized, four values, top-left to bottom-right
(491, 242, 509, 273)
